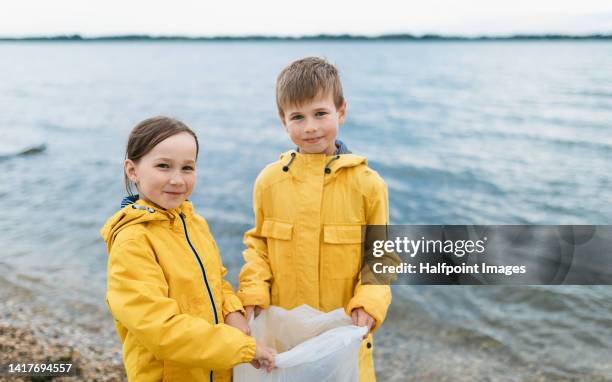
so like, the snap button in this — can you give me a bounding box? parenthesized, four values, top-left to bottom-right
(366, 342, 372, 349)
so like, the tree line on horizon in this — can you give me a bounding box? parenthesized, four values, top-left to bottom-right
(1, 33, 611, 41)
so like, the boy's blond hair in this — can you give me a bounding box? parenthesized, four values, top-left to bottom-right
(276, 57, 345, 119)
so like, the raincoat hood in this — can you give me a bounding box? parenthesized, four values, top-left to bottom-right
(100, 197, 194, 254)
(280, 139, 365, 181)
(278, 149, 367, 183)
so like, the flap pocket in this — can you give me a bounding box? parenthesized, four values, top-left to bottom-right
(324, 225, 363, 244)
(261, 220, 293, 240)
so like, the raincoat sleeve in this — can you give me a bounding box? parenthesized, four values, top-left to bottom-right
(238, 181, 272, 308)
(106, 237, 256, 369)
(206, 235, 246, 317)
(221, 263, 246, 317)
(346, 177, 392, 332)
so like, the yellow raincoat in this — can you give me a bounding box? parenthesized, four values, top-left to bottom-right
(101, 199, 256, 382)
(238, 150, 392, 381)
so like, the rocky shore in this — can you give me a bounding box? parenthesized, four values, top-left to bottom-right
(0, 323, 125, 382)
(0, 283, 126, 382)
(2, 289, 610, 382)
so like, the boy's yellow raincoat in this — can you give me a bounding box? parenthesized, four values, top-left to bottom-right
(238, 150, 392, 382)
(101, 199, 255, 382)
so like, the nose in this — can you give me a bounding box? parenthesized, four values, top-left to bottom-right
(303, 118, 318, 134)
(169, 171, 185, 186)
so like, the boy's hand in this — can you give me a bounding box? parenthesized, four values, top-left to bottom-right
(245, 305, 262, 321)
(252, 342, 276, 373)
(351, 308, 375, 339)
(225, 311, 250, 335)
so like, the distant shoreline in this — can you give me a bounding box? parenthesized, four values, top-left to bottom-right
(1, 33, 611, 42)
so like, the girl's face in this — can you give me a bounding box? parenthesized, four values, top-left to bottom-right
(124, 132, 197, 210)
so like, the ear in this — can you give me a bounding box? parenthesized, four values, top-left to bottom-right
(124, 159, 138, 183)
(337, 101, 348, 125)
(279, 112, 288, 131)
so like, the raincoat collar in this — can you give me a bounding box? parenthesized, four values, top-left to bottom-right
(100, 196, 194, 252)
(280, 140, 366, 182)
(119, 195, 194, 216)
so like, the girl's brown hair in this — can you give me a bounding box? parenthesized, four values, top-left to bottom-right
(124, 116, 199, 196)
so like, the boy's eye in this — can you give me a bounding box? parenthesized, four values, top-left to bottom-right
(291, 115, 304, 121)
(315, 111, 328, 117)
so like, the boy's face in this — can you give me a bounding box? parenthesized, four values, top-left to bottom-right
(281, 93, 347, 156)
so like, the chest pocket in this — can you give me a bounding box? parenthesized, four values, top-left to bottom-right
(322, 224, 363, 279)
(261, 220, 294, 276)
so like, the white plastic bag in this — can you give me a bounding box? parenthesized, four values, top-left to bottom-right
(233, 305, 367, 382)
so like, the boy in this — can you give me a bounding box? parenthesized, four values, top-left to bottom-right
(238, 57, 391, 381)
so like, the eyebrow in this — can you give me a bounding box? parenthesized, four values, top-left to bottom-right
(154, 157, 196, 164)
(288, 107, 330, 117)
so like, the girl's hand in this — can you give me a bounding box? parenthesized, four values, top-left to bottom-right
(351, 308, 375, 339)
(225, 311, 250, 335)
(252, 342, 276, 372)
(244, 305, 262, 321)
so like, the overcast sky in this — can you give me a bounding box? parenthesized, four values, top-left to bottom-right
(2, 0, 612, 37)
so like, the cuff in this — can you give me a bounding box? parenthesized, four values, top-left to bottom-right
(223, 294, 246, 317)
(237, 285, 271, 309)
(240, 336, 257, 363)
(345, 287, 391, 332)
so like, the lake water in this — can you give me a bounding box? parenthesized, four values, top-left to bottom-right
(0, 41, 611, 381)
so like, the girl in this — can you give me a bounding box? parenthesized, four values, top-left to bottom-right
(101, 116, 275, 381)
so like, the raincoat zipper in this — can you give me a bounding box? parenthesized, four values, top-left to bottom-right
(179, 212, 218, 382)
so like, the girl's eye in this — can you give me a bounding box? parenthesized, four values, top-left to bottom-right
(183, 166, 194, 171)
(156, 163, 170, 169)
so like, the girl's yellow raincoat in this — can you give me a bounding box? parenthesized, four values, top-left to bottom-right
(101, 199, 255, 382)
(238, 150, 392, 381)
